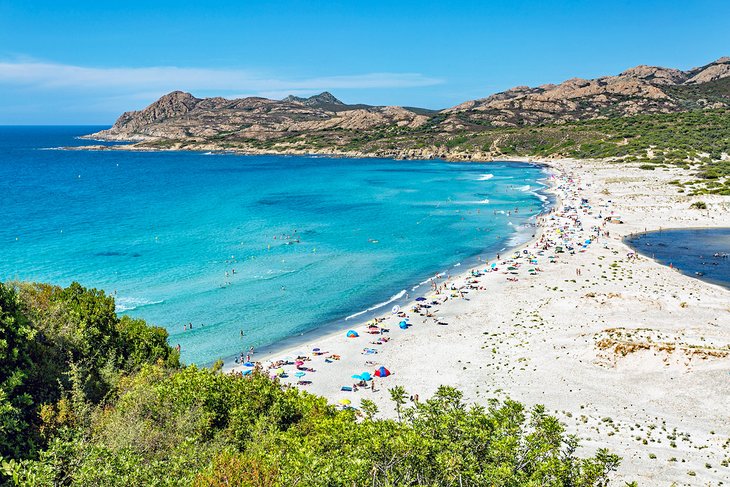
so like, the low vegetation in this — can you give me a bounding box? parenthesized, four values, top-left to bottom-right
(1, 281, 622, 486)
(146, 108, 730, 195)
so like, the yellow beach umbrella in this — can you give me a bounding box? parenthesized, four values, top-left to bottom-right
(338, 398, 351, 406)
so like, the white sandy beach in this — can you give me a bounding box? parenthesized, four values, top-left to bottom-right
(232, 158, 730, 486)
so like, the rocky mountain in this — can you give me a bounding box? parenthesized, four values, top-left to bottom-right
(90, 91, 430, 142)
(442, 57, 730, 129)
(87, 57, 730, 152)
(282, 91, 345, 109)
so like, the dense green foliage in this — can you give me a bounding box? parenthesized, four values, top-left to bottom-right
(0, 282, 179, 461)
(1, 281, 621, 486)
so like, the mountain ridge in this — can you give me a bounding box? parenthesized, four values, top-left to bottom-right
(87, 57, 730, 157)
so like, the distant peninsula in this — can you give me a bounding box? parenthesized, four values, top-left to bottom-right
(82, 57, 730, 194)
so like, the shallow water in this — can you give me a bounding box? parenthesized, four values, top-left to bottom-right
(1, 126, 551, 364)
(625, 228, 730, 289)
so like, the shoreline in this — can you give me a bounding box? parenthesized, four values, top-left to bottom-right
(234, 173, 557, 369)
(62, 138, 512, 163)
(231, 156, 730, 485)
(223, 165, 557, 369)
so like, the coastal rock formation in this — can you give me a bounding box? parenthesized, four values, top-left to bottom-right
(87, 57, 730, 155)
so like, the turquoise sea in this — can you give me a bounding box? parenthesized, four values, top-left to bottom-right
(0, 126, 551, 365)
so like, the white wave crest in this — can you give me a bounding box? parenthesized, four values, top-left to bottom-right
(345, 289, 407, 320)
(116, 297, 164, 312)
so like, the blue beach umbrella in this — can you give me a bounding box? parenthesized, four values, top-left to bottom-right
(351, 373, 363, 380)
(346, 330, 359, 338)
(399, 321, 408, 330)
(360, 372, 372, 381)
(243, 362, 254, 367)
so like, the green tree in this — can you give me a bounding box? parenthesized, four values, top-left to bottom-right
(388, 385, 407, 422)
(360, 398, 379, 420)
(0, 283, 36, 458)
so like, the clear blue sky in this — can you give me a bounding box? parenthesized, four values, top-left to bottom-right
(1, 0, 728, 124)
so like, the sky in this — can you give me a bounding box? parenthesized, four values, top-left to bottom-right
(0, 0, 728, 124)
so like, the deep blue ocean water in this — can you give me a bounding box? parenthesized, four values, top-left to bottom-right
(1, 126, 551, 364)
(625, 228, 730, 289)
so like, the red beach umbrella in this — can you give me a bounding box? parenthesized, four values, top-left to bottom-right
(374, 366, 391, 377)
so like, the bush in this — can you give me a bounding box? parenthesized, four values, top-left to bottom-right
(1, 280, 623, 485)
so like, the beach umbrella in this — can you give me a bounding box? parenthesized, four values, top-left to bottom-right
(339, 398, 351, 405)
(346, 330, 359, 338)
(243, 362, 254, 367)
(392, 305, 400, 314)
(275, 368, 285, 376)
(360, 372, 372, 381)
(415, 297, 427, 301)
(374, 366, 391, 377)
(294, 371, 306, 378)
(399, 321, 408, 330)
(351, 373, 363, 380)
